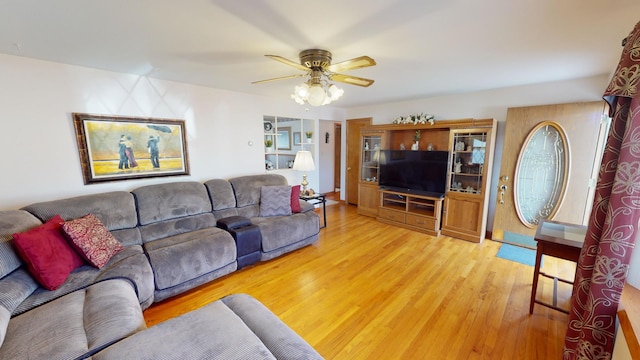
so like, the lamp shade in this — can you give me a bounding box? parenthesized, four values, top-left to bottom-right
(293, 151, 315, 171)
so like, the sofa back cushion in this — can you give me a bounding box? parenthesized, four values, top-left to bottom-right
(0, 210, 44, 346)
(204, 179, 236, 210)
(22, 192, 142, 247)
(204, 179, 239, 219)
(133, 182, 212, 225)
(228, 174, 288, 213)
(133, 182, 216, 243)
(0, 210, 42, 279)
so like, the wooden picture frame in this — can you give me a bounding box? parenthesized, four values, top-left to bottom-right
(276, 126, 292, 150)
(293, 131, 302, 145)
(72, 113, 190, 184)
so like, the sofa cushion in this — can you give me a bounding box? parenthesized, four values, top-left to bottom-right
(251, 211, 320, 253)
(221, 294, 323, 359)
(0, 279, 145, 360)
(0, 307, 8, 348)
(204, 178, 237, 211)
(143, 227, 236, 291)
(133, 181, 212, 226)
(0, 210, 42, 279)
(12, 215, 85, 290)
(63, 214, 124, 269)
(0, 268, 38, 348)
(22, 191, 139, 233)
(229, 174, 288, 208)
(93, 295, 278, 360)
(138, 213, 217, 243)
(13, 245, 153, 315)
(260, 186, 292, 217)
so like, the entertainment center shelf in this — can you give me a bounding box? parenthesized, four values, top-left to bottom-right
(378, 190, 443, 236)
(358, 118, 497, 243)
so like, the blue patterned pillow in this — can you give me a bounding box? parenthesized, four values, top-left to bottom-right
(260, 186, 292, 217)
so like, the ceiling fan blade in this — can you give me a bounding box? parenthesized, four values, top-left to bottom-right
(265, 55, 309, 71)
(330, 73, 375, 87)
(252, 73, 306, 84)
(327, 56, 376, 73)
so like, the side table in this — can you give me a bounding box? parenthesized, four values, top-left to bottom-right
(300, 193, 327, 228)
(529, 219, 587, 314)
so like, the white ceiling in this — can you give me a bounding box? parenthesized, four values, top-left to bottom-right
(1, 0, 638, 108)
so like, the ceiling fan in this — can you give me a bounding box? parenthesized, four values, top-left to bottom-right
(252, 49, 376, 106)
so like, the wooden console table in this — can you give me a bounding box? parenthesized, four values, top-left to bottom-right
(529, 219, 587, 314)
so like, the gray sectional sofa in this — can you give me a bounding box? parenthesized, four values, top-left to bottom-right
(0, 174, 323, 359)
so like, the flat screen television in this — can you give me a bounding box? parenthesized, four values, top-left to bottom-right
(378, 150, 449, 197)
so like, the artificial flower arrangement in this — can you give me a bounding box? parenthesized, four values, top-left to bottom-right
(392, 113, 435, 125)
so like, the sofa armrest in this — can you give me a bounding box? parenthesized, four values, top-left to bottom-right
(299, 200, 315, 213)
(221, 294, 323, 360)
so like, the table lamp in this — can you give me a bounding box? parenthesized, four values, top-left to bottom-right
(293, 150, 315, 194)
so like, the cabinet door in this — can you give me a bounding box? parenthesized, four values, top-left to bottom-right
(357, 130, 384, 217)
(358, 182, 380, 217)
(448, 129, 489, 195)
(360, 132, 383, 182)
(442, 193, 484, 242)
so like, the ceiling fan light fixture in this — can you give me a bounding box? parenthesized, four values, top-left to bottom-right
(290, 80, 343, 107)
(307, 84, 327, 106)
(328, 84, 344, 100)
(257, 48, 374, 106)
(294, 83, 309, 98)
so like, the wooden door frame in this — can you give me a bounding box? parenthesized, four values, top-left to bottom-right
(346, 118, 372, 205)
(334, 123, 342, 193)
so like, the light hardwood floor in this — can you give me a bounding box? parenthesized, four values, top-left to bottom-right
(143, 202, 576, 359)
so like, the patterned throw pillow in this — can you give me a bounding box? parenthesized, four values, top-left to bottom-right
(12, 215, 85, 290)
(62, 214, 124, 269)
(260, 185, 292, 217)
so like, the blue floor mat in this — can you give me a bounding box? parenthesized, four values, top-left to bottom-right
(503, 231, 537, 248)
(496, 243, 540, 267)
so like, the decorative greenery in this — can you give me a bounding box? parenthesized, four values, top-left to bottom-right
(414, 130, 421, 142)
(264, 139, 273, 147)
(305, 131, 313, 139)
(392, 113, 435, 125)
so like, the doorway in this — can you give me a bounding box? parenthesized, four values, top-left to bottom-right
(334, 123, 342, 194)
(492, 101, 609, 245)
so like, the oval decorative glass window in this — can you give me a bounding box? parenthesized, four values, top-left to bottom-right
(514, 121, 570, 228)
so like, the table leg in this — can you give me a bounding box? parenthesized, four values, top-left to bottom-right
(321, 196, 327, 228)
(529, 245, 544, 314)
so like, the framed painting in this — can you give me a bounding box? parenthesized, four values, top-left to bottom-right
(293, 131, 302, 145)
(72, 113, 190, 184)
(276, 126, 291, 150)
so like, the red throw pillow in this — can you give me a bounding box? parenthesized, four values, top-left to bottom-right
(12, 215, 85, 290)
(290, 185, 301, 213)
(62, 214, 124, 269)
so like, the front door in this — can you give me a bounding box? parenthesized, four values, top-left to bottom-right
(492, 101, 608, 246)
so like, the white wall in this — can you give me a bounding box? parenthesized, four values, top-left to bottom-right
(0, 53, 345, 210)
(318, 120, 339, 194)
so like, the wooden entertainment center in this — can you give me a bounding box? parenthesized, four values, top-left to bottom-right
(357, 118, 497, 243)
(378, 190, 443, 236)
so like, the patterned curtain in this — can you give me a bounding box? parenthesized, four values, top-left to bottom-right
(563, 20, 640, 359)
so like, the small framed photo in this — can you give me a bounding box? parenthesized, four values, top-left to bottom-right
(73, 113, 190, 184)
(293, 131, 302, 145)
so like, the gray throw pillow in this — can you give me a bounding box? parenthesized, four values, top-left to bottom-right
(260, 186, 292, 217)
